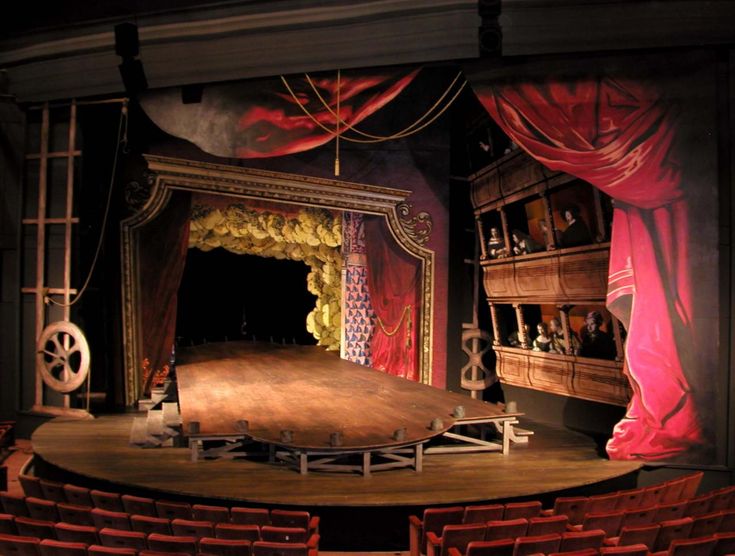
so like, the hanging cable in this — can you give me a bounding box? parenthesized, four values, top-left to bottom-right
(280, 70, 466, 145)
(46, 99, 128, 308)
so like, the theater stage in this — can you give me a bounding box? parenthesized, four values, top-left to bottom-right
(31, 342, 641, 508)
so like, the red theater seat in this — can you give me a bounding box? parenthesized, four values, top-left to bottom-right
(155, 500, 193, 521)
(61, 486, 92, 508)
(713, 532, 735, 556)
(718, 509, 735, 532)
(86, 546, 137, 555)
(690, 512, 725, 537)
(409, 506, 465, 556)
(685, 495, 715, 518)
(543, 497, 588, 525)
(621, 505, 658, 528)
(38, 538, 87, 556)
(463, 505, 504, 525)
(98, 527, 147, 550)
(558, 529, 606, 552)
(548, 549, 599, 556)
(14, 517, 56, 540)
(261, 526, 309, 544)
(89, 491, 124, 513)
(39, 482, 66, 504)
(171, 517, 215, 538)
(503, 501, 542, 520)
(484, 518, 528, 542)
(130, 514, 172, 535)
(604, 523, 661, 550)
(56, 504, 92, 527)
(0, 512, 17, 534)
(90, 508, 131, 531)
(269, 510, 319, 535)
(1, 492, 30, 517)
(680, 472, 705, 501)
(252, 541, 314, 556)
(711, 487, 735, 512)
(146, 532, 198, 553)
(654, 502, 687, 523)
(526, 515, 568, 536)
(215, 523, 261, 541)
(230, 508, 270, 527)
(570, 510, 624, 537)
(426, 523, 486, 556)
(599, 543, 649, 556)
(121, 494, 157, 517)
(653, 517, 694, 553)
(53, 523, 98, 545)
(652, 535, 717, 556)
(450, 538, 515, 556)
(641, 486, 668, 508)
(513, 533, 561, 556)
(0, 532, 42, 555)
(193, 504, 230, 524)
(25, 498, 58, 523)
(199, 537, 252, 556)
(19, 476, 44, 499)
(616, 489, 645, 511)
(586, 493, 620, 514)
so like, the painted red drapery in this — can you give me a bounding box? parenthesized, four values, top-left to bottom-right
(141, 70, 418, 159)
(138, 192, 191, 395)
(364, 217, 421, 381)
(471, 77, 703, 460)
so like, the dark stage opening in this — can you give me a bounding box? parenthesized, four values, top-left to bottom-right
(176, 248, 318, 347)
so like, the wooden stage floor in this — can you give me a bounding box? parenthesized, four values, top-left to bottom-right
(32, 413, 640, 507)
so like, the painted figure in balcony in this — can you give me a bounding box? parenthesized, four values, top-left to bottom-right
(579, 311, 617, 360)
(532, 322, 552, 352)
(559, 204, 593, 248)
(507, 323, 530, 348)
(548, 317, 580, 355)
(511, 229, 542, 255)
(487, 226, 508, 258)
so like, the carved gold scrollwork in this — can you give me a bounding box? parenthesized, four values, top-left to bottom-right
(396, 202, 433, 246)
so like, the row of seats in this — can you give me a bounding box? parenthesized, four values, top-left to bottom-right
(0, 513, 319, 545)
(13, 477, 319, 532)
(435, 531, 735, 556)
(424, 513, 735, 556)
(0, 531, 318, 556)
(1, 491, 319, 533)
(409, 473, 730, 556)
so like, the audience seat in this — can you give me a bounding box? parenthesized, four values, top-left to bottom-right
(713, 531, 735, 556)
(90, 508, 131, 531)
(485, 518, 528, 542)
(146, 532, 198, 553)
(654, 502, 687, 522)
(425, 523, 486, 556)
(450, 538, 515, 556)
(38, 538, 87, 556)
(98, 527, 147, 550)
(230, 508, 270, 527)
(685, 495, 715, 518)
(171, 517, 215, 538)
(269, 510, 319, 535)
(604, 523, 661, 550)
(39, 482, 66, 504)
(89, 491, 124, 513)
(503, 501, 542, 520)
(710, 486, 735, 511)
(542, 497, 588, 525)
(1, 512, 17, 534)
(56, 504, 93, 527)
(130, 514, 172, 535)
(261, 526, 309, 544)
(718, 509, 735, 532)
(215, 523, 261, 541)
(252, 540, 315, 556)
(586, 493, 620, 514)
(86, 546, 137, 555)
(513, 532, 561, 556)
(155, 500, 193, 521)
(1, 492, 30, 517)
(53, 523, 99, 545)
(616, 489, 645, 511)
(19, 476, 44, 499)
(0, 532, 42, 555)
(62, 486, 92, 508)
(199, 536, 252, 555)
(621, 506, 658, 528)
(557, 529, 606, 552)
(14, 516, 56, 540)
(26, 497, 59, 523)
(653, 517, 695, 553)
(690, 511, 725, 537)
(526, 515, 568, 536)
(409, 506, 465, 556)
(193, 504, 230, 524)
(120, 494, 156, 518)
(463, 505, 504, 524)
(651, 535, 717, 556)
(599, 543, 650, 556)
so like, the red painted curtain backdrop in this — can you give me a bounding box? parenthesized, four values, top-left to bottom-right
(469, 76, 703, 460)
(364, 216, 421, 381)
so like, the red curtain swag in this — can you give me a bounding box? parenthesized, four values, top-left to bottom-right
(364, 217, 421, 381)
(471, 77, 703, 460)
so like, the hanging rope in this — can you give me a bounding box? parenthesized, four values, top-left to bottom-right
(279, 71, 466, 145)
(46, 100, 128, 308)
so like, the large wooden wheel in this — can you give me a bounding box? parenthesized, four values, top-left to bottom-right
(36, 321, 90, 393)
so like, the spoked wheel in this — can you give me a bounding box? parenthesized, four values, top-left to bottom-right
(36, 321, 90, 393)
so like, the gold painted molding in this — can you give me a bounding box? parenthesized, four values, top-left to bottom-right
(120, 154, 435, 405)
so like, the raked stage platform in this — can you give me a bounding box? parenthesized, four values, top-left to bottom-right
(31, 341, 641, 510)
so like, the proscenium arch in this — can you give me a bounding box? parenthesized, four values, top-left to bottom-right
(120, 154, 435, 405)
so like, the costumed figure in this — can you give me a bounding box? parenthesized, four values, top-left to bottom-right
(511, 229, 542, 255)
(487, 226, 508, 258)
(507, 323, 530, 348)
(548, 317, 580, 355)
(559, 204, 592, 248)
(579, 311, 617, 360)
(532, 322, 552, 352)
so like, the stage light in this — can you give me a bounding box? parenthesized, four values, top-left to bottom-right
(505, 401, 518, 413)
(114, 22, 148, 97)
(118, 58, 148, 97)
(392, 427, 406, 441)
(453, 405, 466, 418)
(115, 22, 140, 58)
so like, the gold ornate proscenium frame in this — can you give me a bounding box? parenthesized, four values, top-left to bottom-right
(120, 154, 435, 406)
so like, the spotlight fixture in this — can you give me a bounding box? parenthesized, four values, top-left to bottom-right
(453, 405, 466, 418)
(114, 22, 148, 97)
(430, 418, 444, 431)
(392, 427, 407, 441)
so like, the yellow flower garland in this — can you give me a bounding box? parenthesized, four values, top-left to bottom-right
(189, 204, 342, 351)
